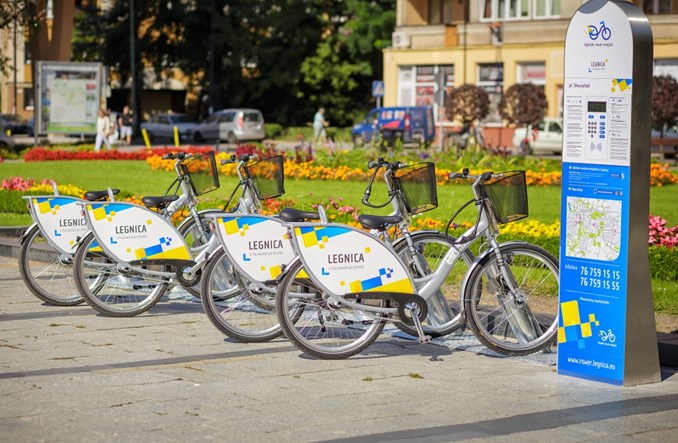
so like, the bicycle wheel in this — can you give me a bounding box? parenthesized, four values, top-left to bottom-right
(392, 232, 473, 338)
(200, 248, 286, 342)
(18, 225, 84, 306)
(275, 258, 386, 360)
(73, 232, 170, 317)
(463, 243, 559, 356)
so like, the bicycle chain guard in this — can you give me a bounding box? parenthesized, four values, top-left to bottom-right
(344, 291, 428, 325)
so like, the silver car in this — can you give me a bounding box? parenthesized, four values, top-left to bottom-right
(141, 113, 197, 141)
(193, 109, 265, 144)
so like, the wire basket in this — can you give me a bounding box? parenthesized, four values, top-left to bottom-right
(179, 151, 220, 196)
(480, 171, 529, 225)
(245, 155, 285, 200)
(393, 162, 438, 215)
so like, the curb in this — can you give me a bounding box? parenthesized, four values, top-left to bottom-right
(0, 226, 25, 259)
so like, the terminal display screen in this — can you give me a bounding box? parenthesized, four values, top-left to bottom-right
(587, 101, 607, 112)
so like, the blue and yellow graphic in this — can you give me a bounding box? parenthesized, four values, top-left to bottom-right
(558, 300, 599, 349)
(344, 266, 413, 294)
(125, 236, 189, 260)
(33, 197, 77, 215)
(219, 216, 267, 236)
(611, 78, 632, 93)
(295, 226, 348, 249)
(87, 202, 135, 221)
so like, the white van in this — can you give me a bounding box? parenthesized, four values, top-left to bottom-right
(193, 109, 265, 144)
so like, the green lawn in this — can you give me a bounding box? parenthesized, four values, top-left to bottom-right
(1, 160, 676, 226)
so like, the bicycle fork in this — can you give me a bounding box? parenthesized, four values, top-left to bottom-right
(486, 250, 541, 343)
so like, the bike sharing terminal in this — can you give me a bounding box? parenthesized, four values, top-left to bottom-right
(558, 0, 660, 386)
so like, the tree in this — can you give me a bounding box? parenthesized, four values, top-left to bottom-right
(0, 0, 42, 76)
(444, 84, 489, 124)
(299, 0, 396, 126)
(499, 83, 547, 127)
(652, 75, 678, 135)
(499, 83, 547, 145)
(71, 2, 106, 62)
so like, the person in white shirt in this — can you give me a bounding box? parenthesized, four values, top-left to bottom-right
(95, 108, 112, 151)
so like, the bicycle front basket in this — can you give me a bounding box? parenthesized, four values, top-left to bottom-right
(245, 155, 285, 200)
(480, 170, 528, 224)
(179, 151, 220, 196)
(394, 162, 438, 215)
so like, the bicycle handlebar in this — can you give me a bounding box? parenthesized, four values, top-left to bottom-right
(220, 154, 237, 165)
(447, 168, 494, 184)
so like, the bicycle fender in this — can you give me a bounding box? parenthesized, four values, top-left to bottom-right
(277, 256, 303, 283)
(19, 223, 38, 245)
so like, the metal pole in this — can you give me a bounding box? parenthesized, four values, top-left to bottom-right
(208, 0, 215, 115)
(130, 0, 137, 138)
(12, 0, 18, 115)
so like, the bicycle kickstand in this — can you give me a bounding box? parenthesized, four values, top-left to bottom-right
(406, 304, 432, 344)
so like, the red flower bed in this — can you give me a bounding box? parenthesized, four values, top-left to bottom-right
(24, 146, 214, 162)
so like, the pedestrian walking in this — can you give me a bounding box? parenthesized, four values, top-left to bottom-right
(118, 105, 134, 145)
(94, 108, 112, 151)
(313, 107, 329, 145)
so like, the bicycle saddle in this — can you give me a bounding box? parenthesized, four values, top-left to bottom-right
(84, 189, 120, 201)
(141, 195, 180, 210)
(278, 207, 320, 222)
(357, 214, 402, 231)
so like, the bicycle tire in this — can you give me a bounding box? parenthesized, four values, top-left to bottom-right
(392, 232, 473, 338)
(275, 258, 386, 360)
(18, 225, 84, 306)
(73, 232, 170, 317)
(463, 242, 559, 356)
(200, 247, 287, 342)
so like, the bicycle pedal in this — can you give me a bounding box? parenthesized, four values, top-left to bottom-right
(418, 335, 432, 344)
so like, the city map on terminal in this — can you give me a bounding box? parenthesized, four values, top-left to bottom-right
(565, 196, 622, 261)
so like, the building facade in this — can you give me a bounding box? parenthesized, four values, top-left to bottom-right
(384, 0, 678, 145)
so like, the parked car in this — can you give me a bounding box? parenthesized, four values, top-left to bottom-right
(193, 109, 265, 144)
(512, 118, 563, 155)
(352, 106, 435, 147)
(0, 114, 33, 136)
(0, 130, 16, 151)
(651, 124, 678, 159)
(141, 113, 197, 141)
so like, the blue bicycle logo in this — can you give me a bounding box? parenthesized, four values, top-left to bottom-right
(587, 21, 612, 41)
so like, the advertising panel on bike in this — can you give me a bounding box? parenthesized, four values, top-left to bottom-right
(82, 202, 190, 263)
(559, 0, 655, 385)
(290, 223, 415, 296)
(25, 196, 89, 254)
(213, 214, 296, 281)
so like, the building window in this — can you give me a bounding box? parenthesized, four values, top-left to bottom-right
(654, 58, 678, 80)
(482, 0, 559, 20)
(534, 0, 560, 17)
(642, 0, 673, 14)
(429, 0, 454, 24)
(517, 62, 546, 86)
(478, 63, 504, 122)
(398, 65, 454, 120)
(482, 0, 531, 20)
(23, 87, 35, 110)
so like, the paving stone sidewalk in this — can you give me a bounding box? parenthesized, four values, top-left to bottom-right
(1, 255, 678, 442)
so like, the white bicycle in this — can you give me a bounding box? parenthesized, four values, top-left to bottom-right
(275, 169, 560, 359)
